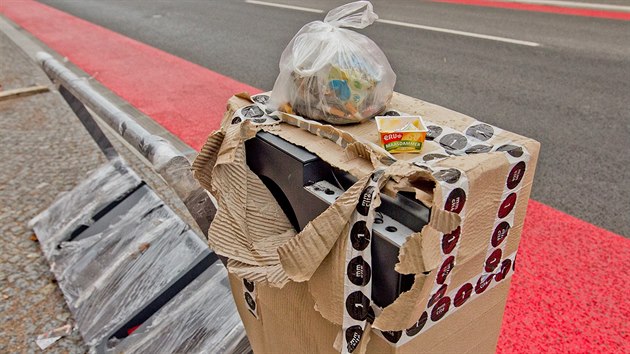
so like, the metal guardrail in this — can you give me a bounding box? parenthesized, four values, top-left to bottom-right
(36, 52, 216, 236)
(35, 52, 251, 353)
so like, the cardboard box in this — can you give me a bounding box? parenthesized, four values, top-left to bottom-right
(193, 92, 540, 353)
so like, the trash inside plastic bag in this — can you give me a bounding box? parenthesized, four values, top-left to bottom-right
(269, 1, 396, 125)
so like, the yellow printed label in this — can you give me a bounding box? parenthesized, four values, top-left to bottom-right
(376, 116, 427, 154)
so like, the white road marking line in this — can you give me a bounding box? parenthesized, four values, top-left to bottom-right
(377, 19, 540, 47)
(245, 1, 540, 47)
(244, 0, 323, 13)
(499, 0, 630, 12)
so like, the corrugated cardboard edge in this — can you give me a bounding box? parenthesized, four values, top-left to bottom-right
(277, 175, 370, 282)
(193, 118, 296, 287)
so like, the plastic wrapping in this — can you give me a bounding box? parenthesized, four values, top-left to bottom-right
(269, 1, 396, 124)
(30, 159, 248, 352)
(105, 262, 249, 354)
(29, 158, 142, 258)
(51, 187, 209, 346)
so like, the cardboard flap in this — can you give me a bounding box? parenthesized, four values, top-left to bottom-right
(194, 120, 296, 287)
(428, 208, 461, 235)
(192, 130, 225, 192)
(372, 273, 432, 331)
(278, 175, 370, 282)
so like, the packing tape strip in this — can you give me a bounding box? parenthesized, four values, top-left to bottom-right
(341, 169, 385, 354)
(242, 278, 259, 319)
(375, 251, 518, 346)
(482, 143, 531, 278)
(372, 121, 526, 348)
(231, 103, 281, 126)
(414, 117, 514, 316)
(426, 169, 470, 310)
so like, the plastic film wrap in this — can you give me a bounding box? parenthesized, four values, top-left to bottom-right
(29, 158, 142, 258)
(106, 262, 248, 354)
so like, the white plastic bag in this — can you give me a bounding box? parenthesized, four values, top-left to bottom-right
(269, 1, 396, 125)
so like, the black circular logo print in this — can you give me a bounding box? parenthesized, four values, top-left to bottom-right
(382, 330, 402, 343)
(241, 105, 265, 118)
(465, 123, 494, 141)
(243, 279, 255, 292)
(423, 153, 448, 162)
(507, 161, 526, 190)
(252, 94, 270, 105)
(442, 226, 461, 255)
(465, 144, 493, 154)
(347, 256, 371, 286)
(498, 193, 517, 219)
(475, 275, 493, 294)
(496, 144, 524, 158)
(436, 256, 455, 285)
(245, 292, 256, 311)
(431, 296, 451, 322)
(433, 168, 461, 184)
(345, 325, 363, 353)
(428, 284, 448, 308)
(383, 110, 401, 116)
(491, 222, 510, 248)
(406, 311, 428, 336)
(453, 283, 473, 307)
(445, 188, 466, 214)
(439, 133, 468, 151)
(357, 186, 375, 216)
(231, 116, 242, 124)
(495, 259, 512, 282)
(350, 221, 371, 251)
(426, 125, 443, 141)
(346, 291, 370, 321)
(484, 248, 503, 273)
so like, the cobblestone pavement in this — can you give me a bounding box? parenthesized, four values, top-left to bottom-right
(0, 29, 201, 353)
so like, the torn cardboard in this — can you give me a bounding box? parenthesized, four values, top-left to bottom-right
(193, 91, 540, 353)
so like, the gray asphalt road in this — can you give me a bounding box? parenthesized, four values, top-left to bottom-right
(39, 0, 630, 236)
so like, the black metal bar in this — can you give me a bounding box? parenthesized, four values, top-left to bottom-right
(59, 86, 118, 161)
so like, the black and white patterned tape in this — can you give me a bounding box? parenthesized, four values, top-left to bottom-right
(482, 143, 530, 278)
(376, 109, 504, 165)
(231, 99, 280, 126)
(341, 169, 385, 354)
(427, 167, 470, 311)
(373, 123, 528, 347)
(242, 278, 259, 319)
(376, 250, 519, 346)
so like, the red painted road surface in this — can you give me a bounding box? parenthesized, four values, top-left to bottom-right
(430, 0, 630, 21)
(2, 1, 628, 352)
